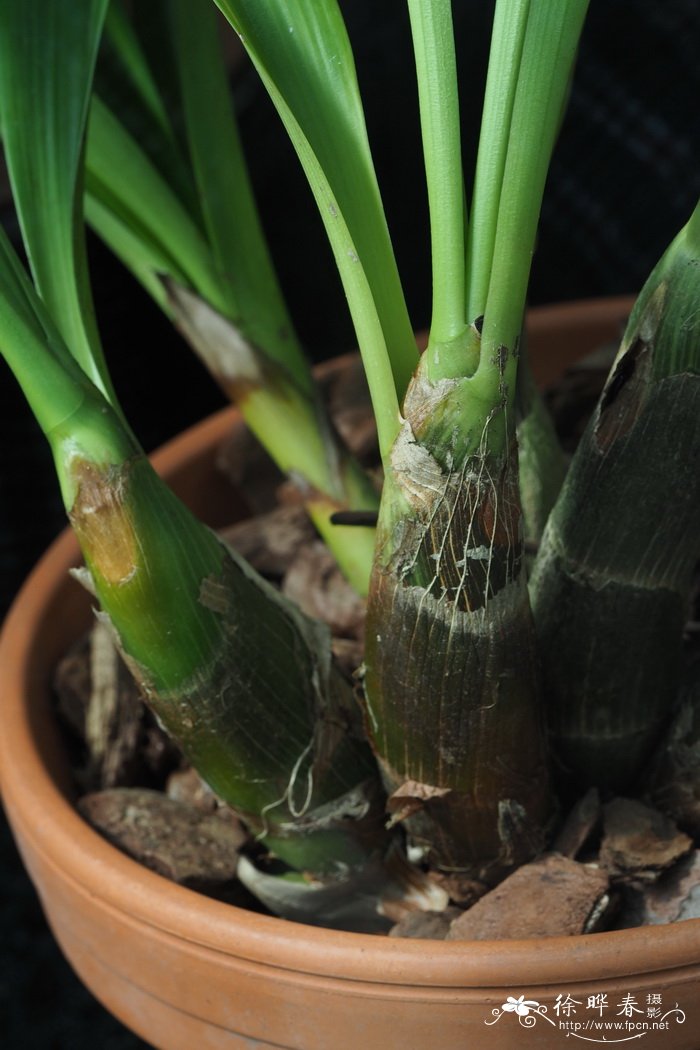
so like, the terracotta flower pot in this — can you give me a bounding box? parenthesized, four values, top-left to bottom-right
(2, 298, 699, 1050)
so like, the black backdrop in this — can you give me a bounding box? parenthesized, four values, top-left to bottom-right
(1, 2, 698, 1045)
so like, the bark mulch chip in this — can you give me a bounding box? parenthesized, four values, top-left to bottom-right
(445, 854, 610, 941)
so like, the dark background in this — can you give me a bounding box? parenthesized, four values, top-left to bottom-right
(1, 2, 699, 1046)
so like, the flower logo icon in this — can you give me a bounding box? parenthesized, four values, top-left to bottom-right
(486, 994, 551, 1029)
(501, 995, 541, 1017)
(487, 994, 687, 1039)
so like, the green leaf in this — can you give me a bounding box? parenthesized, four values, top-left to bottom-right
(0, 228, 84, 434)
(84, 189, 181, 312)
(167, 0, 311, 390)
(86, 90, 380, 593)
(103, 0, 174, 139)
(213, 0, 418, 456)
(0, 225, 137, 505)
(98, 0, 200, 218)
(472, 0, 590, 411)
(0, 0, 115, 401)
(86, 95, 227, 311)
(466, 0, 531, 326)
(407, 0, 469, 377)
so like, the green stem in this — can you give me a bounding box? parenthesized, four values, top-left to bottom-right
(0, 225, 385, 874)
(0, 228, 135, 489)
(71, 452, 385, 873)
(407, 0, 469, 378)
(466, 0, 531, 326)
(472, 0, 590, 413)
(360, 0, 591, 874)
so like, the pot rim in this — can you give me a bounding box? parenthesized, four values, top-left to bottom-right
(3, 296, 696, 993)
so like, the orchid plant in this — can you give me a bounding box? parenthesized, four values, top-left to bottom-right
(0, 0, 698, 927)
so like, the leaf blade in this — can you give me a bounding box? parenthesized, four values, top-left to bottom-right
(214, 0, 418, 449)
(0, 0, 114, 399)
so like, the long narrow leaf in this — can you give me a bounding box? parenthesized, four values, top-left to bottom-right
(86, 96, 228, 312)
(0, 226, 138, 507)
(473, 0, 590, 410)
(167, 0, 311, 390)
(465, 0, 531, 324)
(84, 190, 183, 312)
(407, 0, 469, 378)
(87, 79, 380, 592)
(213, 0, 418, 455)
(0, 228, 88, 437)
(99, 0, 200, 219)
(0, 0, 115, 401)
(103, 0, 174, 141)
